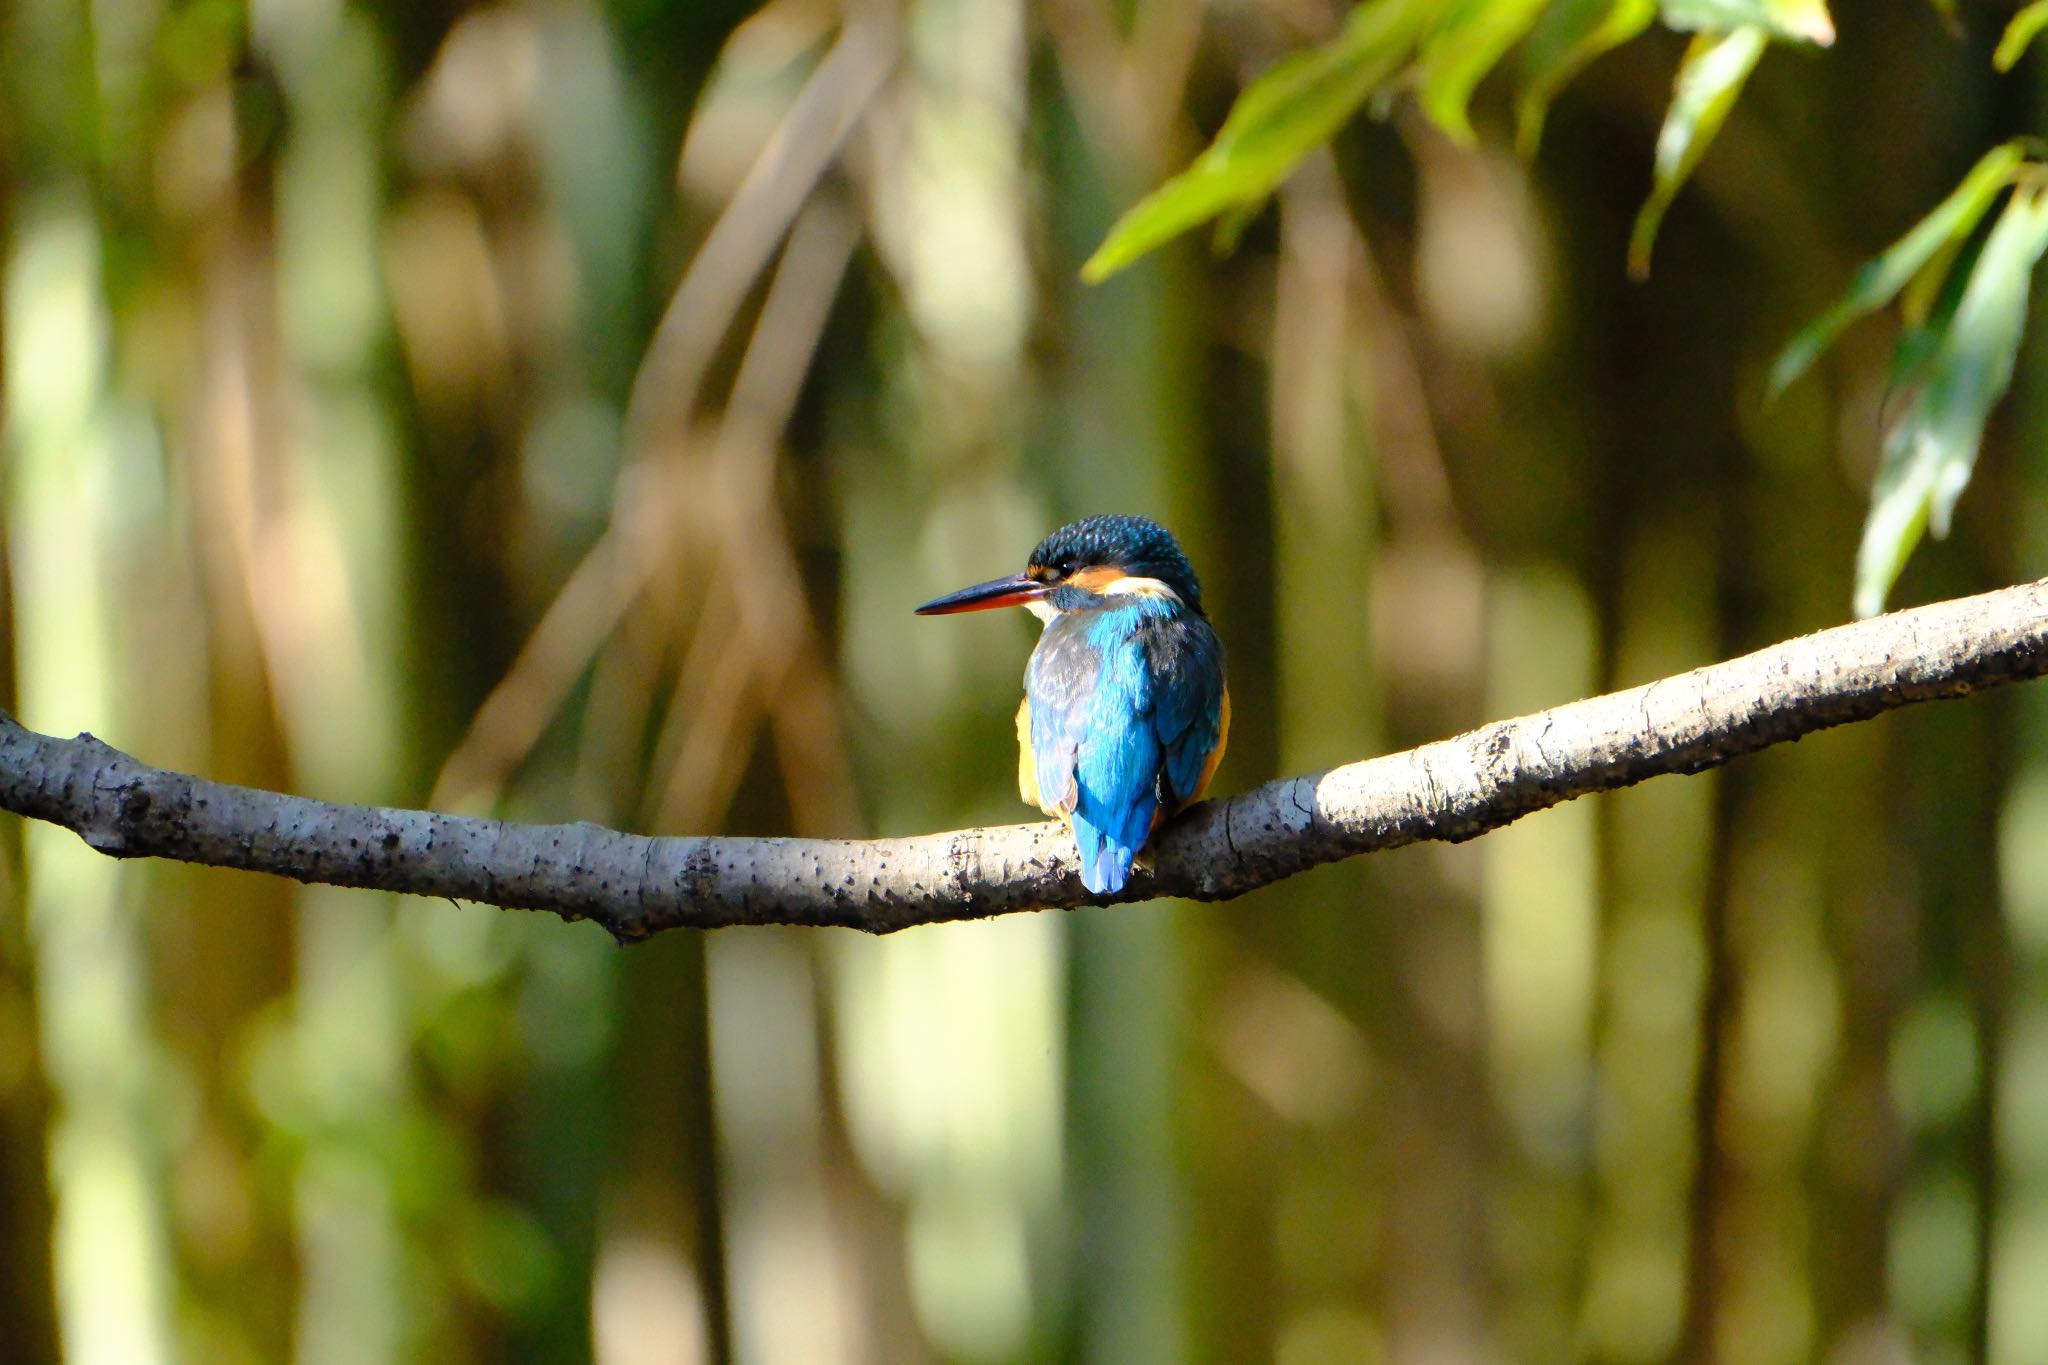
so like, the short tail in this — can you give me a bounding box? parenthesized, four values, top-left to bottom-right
(1071, 805, 1150, 895)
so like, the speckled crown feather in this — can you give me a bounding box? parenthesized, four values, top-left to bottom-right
(1028, 514, 1204, 613)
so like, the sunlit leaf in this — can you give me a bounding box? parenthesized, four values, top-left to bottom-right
(1080, 0, 1432, 283)
(1515, 0, 1657, 157)
(1768, 140, 2027, 394)
(1890, 231, 1979, 391)
(1415, 0, 1552, 146)
(1854, 185, 2048, 617)
(1900, 216, 1984, 331)
(1627, 28, 1768, 281)
(1659, 0, 1834, 45)
(1212, 198, 1263, 257)
(1996, 1, 2048, 71)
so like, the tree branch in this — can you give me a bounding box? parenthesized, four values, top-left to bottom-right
(3, 580, 2045, 938)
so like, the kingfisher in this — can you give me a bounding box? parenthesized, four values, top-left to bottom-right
(915, 514, 1228, 895)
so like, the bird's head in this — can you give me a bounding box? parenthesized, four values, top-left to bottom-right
(915, 514, 1205, 620)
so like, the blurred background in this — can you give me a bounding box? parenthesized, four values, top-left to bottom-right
(0, 1, 2044, 1362)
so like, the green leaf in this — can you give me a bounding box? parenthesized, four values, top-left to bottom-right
(1211, 198, 1263, 257)
(1996, 1, 2048, 71)
(1627, 28, 1768, 281)
(1659, 0, 1834, 45)
(1889, 230, 1980, 391)
(1768, 140, 2026, 395)
(1514, 0, 1657, 157)
(1854, 185, 2048, 617)
(1080, 0, 1432, 283)
(1415, 0, 1552, 146)
(1900, 216, 1982, 331)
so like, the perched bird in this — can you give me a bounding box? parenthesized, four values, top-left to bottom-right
(916, 514, 1228, 894)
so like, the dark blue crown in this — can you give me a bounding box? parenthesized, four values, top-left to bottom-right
(1029, 514, 1204, 613)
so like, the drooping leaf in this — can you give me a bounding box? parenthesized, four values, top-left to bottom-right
(1902, 192, 2048, 541)
(1899, 227, 1985, 330)
(1853, 185, 2048, 617)
(1211, 198, 1263, 257)
(1768, 140, 2026, 394)
(1627, 28, 1768, 281)
(1080, 0, 1433, 283)
(1515, 0, 1657, 157)
(1888, 229, 1980, 392)
(1659, 0, 1834, 45)
(1996, 1, 2048, 71)
(1853, 262, 1977, 619)
(1415, 0, 1553, 145)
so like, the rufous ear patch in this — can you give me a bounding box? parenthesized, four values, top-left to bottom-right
(1067, 565, 1126, 591)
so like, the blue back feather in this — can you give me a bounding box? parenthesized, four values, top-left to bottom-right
(1026, 595, 1224, 894)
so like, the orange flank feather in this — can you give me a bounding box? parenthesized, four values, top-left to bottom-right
(1189, 684, 1230, 808)
(1146, 684, 1229, 836)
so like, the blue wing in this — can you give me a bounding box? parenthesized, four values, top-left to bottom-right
(1026, 600, 1227, 895)
(1071, 641, 1162, 895)
(1144, 613, 1226, 810)
(1068, 687, 1162, 897)
(1023, 615, 1096, 818)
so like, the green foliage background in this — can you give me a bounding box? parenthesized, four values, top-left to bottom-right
(1, 1, 2046, 1363)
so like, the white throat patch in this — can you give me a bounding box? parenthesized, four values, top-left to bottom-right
(1098, 575, 1184, 603)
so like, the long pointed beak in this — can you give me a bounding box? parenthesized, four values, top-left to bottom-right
(914, 573, 1048, 616)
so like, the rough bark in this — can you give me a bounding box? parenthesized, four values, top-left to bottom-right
(2, 580, 2044, 938)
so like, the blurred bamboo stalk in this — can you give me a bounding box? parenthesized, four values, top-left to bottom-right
(6, 192, 177, 1365)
